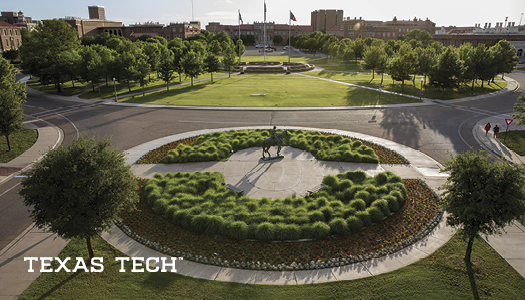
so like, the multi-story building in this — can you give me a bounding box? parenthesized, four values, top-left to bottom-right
(433, 22, 525, 59)
(0, 21, 22, 52)
(311, 9, 343, 32)
(1, 11, 37, 31)
(340, 16, 436, 41)
(206, 21, 312, 44)
(88, 5, 106, 20)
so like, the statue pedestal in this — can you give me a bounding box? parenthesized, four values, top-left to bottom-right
(261, 154, 284, 161)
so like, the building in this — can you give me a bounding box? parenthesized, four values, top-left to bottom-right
(63, 17, 123, 38)
(0, 21, 22, 52)
(311, 9, 343, 32)
(206, 21, 312, 44)
(88, 6, 106, 20)
(1, 11, 36, 31)
(432, 22, 525, 60)
(341, 16, 436, 41)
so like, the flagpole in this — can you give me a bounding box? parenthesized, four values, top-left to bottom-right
(288, 10, 291, 63)
(238, 10, 241, 63)
(263, 1, 266, 64)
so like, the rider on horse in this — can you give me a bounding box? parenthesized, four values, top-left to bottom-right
(270, 126, 282, 148)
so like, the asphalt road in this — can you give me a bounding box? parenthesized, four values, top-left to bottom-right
(0, 69, 524, 251)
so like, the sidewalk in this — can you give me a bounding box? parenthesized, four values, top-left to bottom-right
(473, 115, 525, 276)
(0, 116, 67, 300)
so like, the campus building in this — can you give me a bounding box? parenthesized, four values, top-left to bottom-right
(206, 21, 312, 45)
(432, 22, 525, 60)
(311, 9, 343, 32)
(337, 16, 436, 41)
(0, 21, 22, 52)
(1, 11, 37, 31)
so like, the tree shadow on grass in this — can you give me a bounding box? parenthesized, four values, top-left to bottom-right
(36, 271, 83, 300)
(121, 83, 208, 104)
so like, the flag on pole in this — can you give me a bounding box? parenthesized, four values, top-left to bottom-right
(239, 10, 243, 24)
(264, 1, 267, 22)
(290, 11, 296, 22)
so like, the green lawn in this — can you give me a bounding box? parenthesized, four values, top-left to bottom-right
(120, 74, 417, 106)
(498, 130, 525, 155)
(240, 56, 316, 63)
(0, 129, 38, 163)
(19, 233, 525, 299)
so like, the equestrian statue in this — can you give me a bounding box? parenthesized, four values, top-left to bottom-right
(261, 126, 288, 160)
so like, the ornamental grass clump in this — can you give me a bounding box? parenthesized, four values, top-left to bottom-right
(144, 170, 407, 241)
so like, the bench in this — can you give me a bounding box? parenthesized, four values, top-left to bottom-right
(225, 183, 244, 195)
(307, 184, 325, 195)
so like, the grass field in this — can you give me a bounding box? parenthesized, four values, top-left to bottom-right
(0, 129, 38, 163)
(498, 130, 525, 155)
(19, 233, 525, 299)
(120, 74, 417, 106)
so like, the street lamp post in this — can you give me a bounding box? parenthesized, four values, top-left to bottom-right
(113, 77, 118, 102)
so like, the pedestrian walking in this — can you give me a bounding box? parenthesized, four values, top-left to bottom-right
(484, 122, 491, 136)
(493, 124, 500, 138)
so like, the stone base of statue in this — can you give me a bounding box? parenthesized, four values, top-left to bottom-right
(261, 154, 284, 161)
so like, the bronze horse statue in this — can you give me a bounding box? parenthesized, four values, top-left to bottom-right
(262, 129, 288, 159)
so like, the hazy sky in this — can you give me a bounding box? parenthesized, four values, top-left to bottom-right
(4, 0, 525, 29)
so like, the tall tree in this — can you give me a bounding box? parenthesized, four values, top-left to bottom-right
(490, 40, 517, 80)
(19, 19, 80, 93)
(19, 135, 139, 260)
(222, 44, 236, 78)
(363, 45, 388, 81)
(181, 50, 204, 86)
(387, 43, 415, 93)
(157, 48, 175, 91)
(429, 46, 463, 98)
(204, 53, 221, 82)
(0, 57, 26, 151)
(235, 39, 246, 58)
(440, 150, 525, 299)
(79, 45, 104, 92)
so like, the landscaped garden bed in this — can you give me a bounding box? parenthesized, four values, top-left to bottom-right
(143, 170, 407, 241)
(136, 129, 408, 164)
(117, 177, 441, 270)
(117, 129, 438, 271)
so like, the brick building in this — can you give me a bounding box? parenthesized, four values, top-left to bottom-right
(0, 21, 22, 52)
(311, 9, 343, 32)
(341, 16, 436, 41)
(206, 21, 312, 45)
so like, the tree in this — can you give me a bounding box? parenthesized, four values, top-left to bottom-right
(440, 150, 525, 299)
(363, 45, 387, 81)
(19, 135, 139, 260)
(133, 57, 151, 96)
(157, 48, 175, 91)
(79, 45, 104, 92)
(490, 40, 517, 80)
(429, 46, 463, 98)
(2, 49, 19, 61)
(234, 39, 246, 58)
(0, 57, 26, 151)
(273, 35, 283, 45)
(404, 29, 433, 48)
(388, 43, 415, 93)
(222, 45, 236, 78)
(204, 53, 221, 82)
(181, 50, 204, 86)
(19, 19, 81, 93)
(511, 94, 525, 125)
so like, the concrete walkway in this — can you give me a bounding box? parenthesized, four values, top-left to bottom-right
(473, 114, 525, 276)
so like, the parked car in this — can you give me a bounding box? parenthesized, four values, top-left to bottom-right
(283, 46, 288, 50)
(255, 44, 263, 48)
(264, 48, 273, 52)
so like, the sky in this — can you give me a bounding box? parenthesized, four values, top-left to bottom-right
(3, 0, 525, 29)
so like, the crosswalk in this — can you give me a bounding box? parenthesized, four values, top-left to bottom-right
(24, 101, 105, 118)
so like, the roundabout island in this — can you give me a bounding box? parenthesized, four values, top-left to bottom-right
(101, 126, 453, 284)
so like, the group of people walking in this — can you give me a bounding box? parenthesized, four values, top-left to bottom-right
(485, 122, 500, 138)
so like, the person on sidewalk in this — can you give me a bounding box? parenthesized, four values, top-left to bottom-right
(493, 124, 500, 139)
(484, 122, 491, 136)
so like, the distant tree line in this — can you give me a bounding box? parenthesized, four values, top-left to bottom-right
(19, 19, 246, 93)
(291, 30, 517, 96)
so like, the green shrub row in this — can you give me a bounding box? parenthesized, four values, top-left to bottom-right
(144, 170, 406, 241)
(161, 129, 379, 164)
